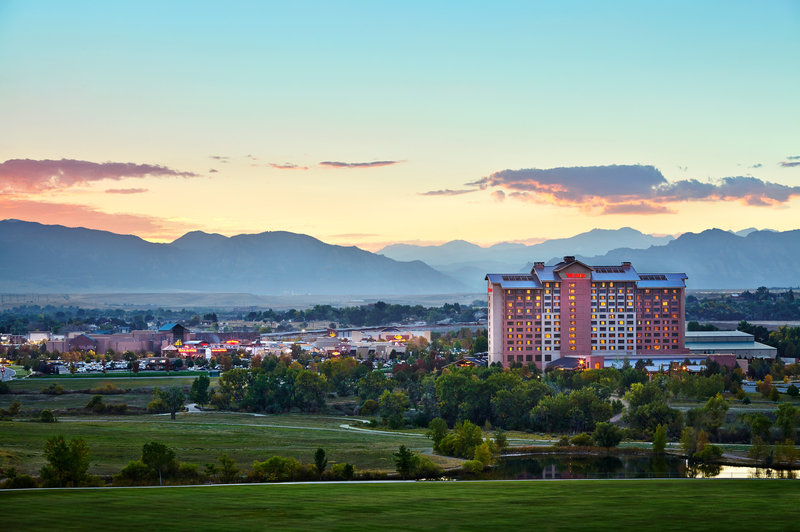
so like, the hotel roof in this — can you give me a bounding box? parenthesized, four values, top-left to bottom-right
(486, 258, 687, 288)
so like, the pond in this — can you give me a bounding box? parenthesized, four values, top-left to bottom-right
(469, 454, 798, 480)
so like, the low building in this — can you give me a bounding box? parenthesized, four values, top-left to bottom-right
(685, 330, 777, 359)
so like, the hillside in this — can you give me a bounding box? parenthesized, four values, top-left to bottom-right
(0, 220, 465, 295)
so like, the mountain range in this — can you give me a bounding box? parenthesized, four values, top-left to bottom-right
(0, 220, 464, 295)
(378, 228, 674, 290)
(0, 220, 796, 295)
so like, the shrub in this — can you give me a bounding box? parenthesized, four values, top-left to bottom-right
(788, 384, 799, 398)
(693, 444, 723, 462)
(41, 384, 65, 395)
(0, 468, 38, 489)
(249, 456, 306, 482)
(330, 462, 356, 481)
(359, 399, 379, 416)
(86, 395, 105, 412)
(39, 409, 56, 423)
(769, 387, 781, 402)
(89, 382, 124, 394)
(113, 460, 155, 486)
(413, 455, 443, 478)
(462, 460, 484, 474)
(147, 398, 169, 414)
(570, 433, 592, 446)
(555, 436, 571, 447)
(593, 422, 623, 448)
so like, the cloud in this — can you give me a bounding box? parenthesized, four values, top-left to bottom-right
(270, 163, 309, 170)
(491, 190, 506, 202)
(786, 155, 800, 160)
(0, 197, 191, 241)
(319, 160, 401, 168)
(419, 188, 475, 196)
(601, 202, 674, 215)
(209, 168, 219, 173)
(780, 161, 800, 167)
(105, 188, 148, 194)
(469, 164, 800, 213)
(750, 163, 763, 168)
(209, 155, 229, 162)
(0, 158, 198, 193)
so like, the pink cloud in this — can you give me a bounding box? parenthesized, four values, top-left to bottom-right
(0, 158, 198, 193)
(105, 188, 148, 194)
(0, 197, 191, 241)
(320, 160, 401, 168)
(269, 163, 309, 170)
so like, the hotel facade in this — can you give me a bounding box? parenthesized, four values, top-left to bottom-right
(486, 256, 689, 370)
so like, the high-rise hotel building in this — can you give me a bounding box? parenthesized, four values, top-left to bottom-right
(486, 256, 689, 369)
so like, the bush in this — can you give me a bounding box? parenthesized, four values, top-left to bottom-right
(113, 460, 155, 486)
(787, 384, 799, 398)
(0, 468, 38, 489)
(413, 455, 443, 478)
(0, 381, 9, 394)
(462, 460, 484, 474)
(694, 444, 723, 462)
(330, 462, 356, 480)
(41, 384, 65, 395)
(89, 382, 124, 394)
(769, 387, 781, 402)
(593, 422, 623, 448)
(570, 433, 592, 446)
(39, 409, 56, 423)
(147, 398, 169, 414)
(555, 436, 571, 447)
(86, 395, 105, 412)
(359, 399, 378, 416)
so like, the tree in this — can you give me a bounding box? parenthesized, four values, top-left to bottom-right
(154, 386, 186, 420)
(378, 390, 410, 429)
(314, 448, 328, 479)
(592, 422, 623, 449)
(189, 374, 211, 407)
(217, 453, 240, 483)
(652, 424, 667, 455)
(394, 445, 415, 479)
(141, 441, 176, 486)
(775, 403, 800, 440)
(40, 435, 91, 487)
(702, 393, 729, 437)
(426, 417, 449, 452)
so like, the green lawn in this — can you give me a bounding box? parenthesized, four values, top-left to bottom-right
(6, 375, 212, 392)
(0, 391, 151, 413)
(0, 480, 796, 531)
(0, 414, 448, 476)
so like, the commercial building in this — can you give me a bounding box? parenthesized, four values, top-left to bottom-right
(486, 256, 689, 369)
(685, 330, 777, 360)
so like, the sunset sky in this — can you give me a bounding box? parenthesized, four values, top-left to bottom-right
(1, 1, 798, 251)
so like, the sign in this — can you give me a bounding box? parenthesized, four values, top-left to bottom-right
(565, 273, 586, 278)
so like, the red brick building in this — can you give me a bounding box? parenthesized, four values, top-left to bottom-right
(486, 256, 688, 369)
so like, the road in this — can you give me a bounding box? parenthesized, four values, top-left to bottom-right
(0, 366, 16, 382)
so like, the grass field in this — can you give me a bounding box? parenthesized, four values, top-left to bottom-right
(0, 414, 456, 476)
(5, 375, 213, 392)
(1, 479, 797, 531)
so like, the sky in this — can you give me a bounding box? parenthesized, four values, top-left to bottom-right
(0, 1, 798, 251)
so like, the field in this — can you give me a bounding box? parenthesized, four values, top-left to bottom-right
(0, 413, 460, 476)
(1, 479, 797, 531)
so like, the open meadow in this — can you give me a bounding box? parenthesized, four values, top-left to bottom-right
(0, 413, 460, 476)
(1, 479, 797, 531)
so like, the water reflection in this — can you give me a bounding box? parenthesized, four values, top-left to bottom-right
(477, 454, 799, 480)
